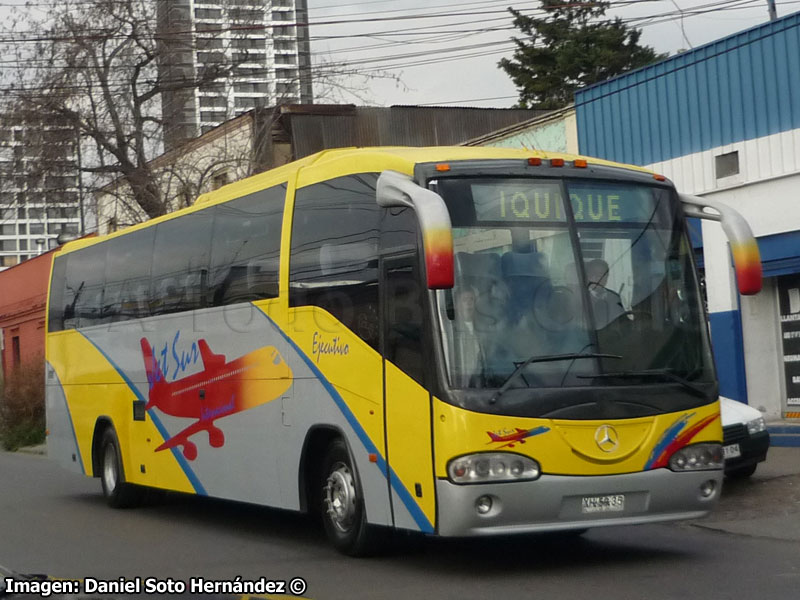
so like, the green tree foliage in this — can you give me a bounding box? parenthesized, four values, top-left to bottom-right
(499, 1, 667, 110)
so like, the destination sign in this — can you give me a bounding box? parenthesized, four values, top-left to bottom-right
(471, 180, 664, 225)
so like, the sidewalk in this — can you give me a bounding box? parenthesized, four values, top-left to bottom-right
(694, 446, 800, 541)
(14, 443, 46, 456)
(767, 421, 800, 447)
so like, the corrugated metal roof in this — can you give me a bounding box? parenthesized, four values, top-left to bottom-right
(287, 106, 546, 158)
(575, 11, 800, 165)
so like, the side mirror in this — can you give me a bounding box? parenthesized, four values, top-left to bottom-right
(680, 194, 762, 295)
(377, 170, 454, 289)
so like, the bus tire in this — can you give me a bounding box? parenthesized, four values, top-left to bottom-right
(320, 439, 377, 556)
(99, 428, 141, 509)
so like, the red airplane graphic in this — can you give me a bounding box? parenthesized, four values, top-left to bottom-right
(486, 426, 550, 449)
(141, 338, 293, 460)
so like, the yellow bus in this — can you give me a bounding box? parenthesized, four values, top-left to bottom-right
(45, 146, 762, 555)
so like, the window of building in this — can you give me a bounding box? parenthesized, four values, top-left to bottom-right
(274, 40, 295, 51)
(208, 184, 286, 306)
(289, 174, 381, 350)
(1, 224, 14, 235)
(200, 112, 223, 124)
(273, 26, 296, 37)
(11, 336, 20, 368)
(715, 151, 739, 179)
(199, 96, 228, 109)
(275, 68, 297, 81)
(197, 37, 224, 50)
(235, 82, 269, 94)
(235, 97, 262, 109)
(212, 171, 229, 190)
(232, 37, 265, 50)
(194, 8, 222, 19)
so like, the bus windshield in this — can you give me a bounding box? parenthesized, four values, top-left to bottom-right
(432, 176, 715, 400)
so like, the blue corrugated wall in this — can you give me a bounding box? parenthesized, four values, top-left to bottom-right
(575, 11, 800, 165)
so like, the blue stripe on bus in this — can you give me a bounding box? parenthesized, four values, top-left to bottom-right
(79, 332, 207, 496)
(48, 361, 85, 475)
(255, 309, 435, 534)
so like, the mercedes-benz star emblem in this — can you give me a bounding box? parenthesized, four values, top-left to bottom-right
(594, 424, 619, 453)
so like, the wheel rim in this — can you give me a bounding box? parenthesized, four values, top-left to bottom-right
(103, 444, 118, 493)
(324, 462, 357, 534)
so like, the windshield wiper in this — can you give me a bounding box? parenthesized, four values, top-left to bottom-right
(578, 369, 709, 398)
(489, 352, 622, 404)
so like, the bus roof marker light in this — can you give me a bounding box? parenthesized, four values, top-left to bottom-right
(654, 173, 667, 181)
(550, 158, 565, 167)
(528, 157, 542, 166)
(377, 170, 454, 289)
(435, 163, 451, 172)
(573, 159, 588, 168)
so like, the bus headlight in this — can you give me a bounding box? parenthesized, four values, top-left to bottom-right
(668, 443, 724, 472)
(447, 453, 540, 484)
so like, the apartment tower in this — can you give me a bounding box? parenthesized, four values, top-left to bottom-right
(158, 0, 313, 151)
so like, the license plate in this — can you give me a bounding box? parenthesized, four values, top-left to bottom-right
(581, 494, 625, 514)
(723, 444, 741, 459)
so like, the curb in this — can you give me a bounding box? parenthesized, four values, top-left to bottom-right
(14, 444, 46, 456)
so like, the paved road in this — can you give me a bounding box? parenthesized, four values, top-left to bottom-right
(2, 449, 800, 599)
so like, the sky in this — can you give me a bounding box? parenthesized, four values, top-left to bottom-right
(306, 0, 795, 107)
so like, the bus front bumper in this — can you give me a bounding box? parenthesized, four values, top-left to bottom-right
(435, 468, 722, 537)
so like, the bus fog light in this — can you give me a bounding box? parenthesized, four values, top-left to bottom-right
(700, 480, 717, 498)
(668, 443, 723, 472)
(476, 495, 493, 515)
(447, 453, 541, 484)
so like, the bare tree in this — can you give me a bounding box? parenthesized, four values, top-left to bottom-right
(0, 0, 270, 221)
(0, 0, 401, 230)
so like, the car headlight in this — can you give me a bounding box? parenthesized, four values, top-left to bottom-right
(447, 453, 541, 484)
(668, 443, 723, 472)
(747, 417, 767, 435)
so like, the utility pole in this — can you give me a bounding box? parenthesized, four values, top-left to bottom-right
(767, 0, 778, 21)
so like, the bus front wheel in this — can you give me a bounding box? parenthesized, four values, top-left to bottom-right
(320, 439, 377, 556)
(99, 428, 141, 509)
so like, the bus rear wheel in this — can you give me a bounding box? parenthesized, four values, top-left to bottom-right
(320, 439, 378, 556)
(99, 428, 141, 508)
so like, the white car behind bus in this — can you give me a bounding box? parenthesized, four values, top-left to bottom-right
(720, 396, 770, 478)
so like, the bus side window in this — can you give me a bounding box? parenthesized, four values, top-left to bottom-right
(289, 174, 380, 350)
(64, 244, 107, 329)
(384, 262, 425, 387)
(48, 256, 68, 332)
(151, 210, 213, 315)
(104, 228, 154, 323)
(209, 184, 285, 306)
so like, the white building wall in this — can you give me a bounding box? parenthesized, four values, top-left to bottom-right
(643, 127, 800, 419)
